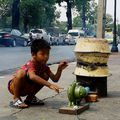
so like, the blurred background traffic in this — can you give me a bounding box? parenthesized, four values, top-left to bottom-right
(0, 0, 120, 47)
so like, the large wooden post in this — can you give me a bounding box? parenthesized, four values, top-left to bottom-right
(97, 0, 104, 38)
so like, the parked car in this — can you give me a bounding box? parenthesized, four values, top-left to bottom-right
(0, 29, 28, 47)
(49, 36, 57, 45)
(29, 28, 51, 44)
(58, 34, 66, 45)
(64, 34, 75, 45)
(64, 29, 85, 45)
(64, 35, 76, 45)
(21, 33, 29, 39)
(105, 32, 119, 44)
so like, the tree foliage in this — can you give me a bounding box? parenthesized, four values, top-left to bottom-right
(0, 0, 12, 27)
(118, 24, 120, 36)
(55, 20, 67, 33)
(20, 0, 57, 30)
(0, 0, 12, 18)
(0, 0, 113, 34)
(75, 0, 95, 30)
(106, 14, 113, 27)
(56, 0, 96, 31)
(56, 0, 67, 5)
(86, 0, 98, 24)
(73, 15, 82, 27)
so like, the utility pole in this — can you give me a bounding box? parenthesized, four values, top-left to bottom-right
(12, 0, 20, 29)
(111, 0, 118, 52)
(103, 0, 107, 38)
(97, 0, 104, 38)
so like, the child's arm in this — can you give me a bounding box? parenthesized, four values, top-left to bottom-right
(28, 70, 61, 93)
(49, 61, 68, 82)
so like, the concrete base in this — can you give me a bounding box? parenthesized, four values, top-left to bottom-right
(59, 103, 89, 115)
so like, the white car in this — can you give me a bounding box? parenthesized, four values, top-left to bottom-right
(22, 33, 29, 39)
(65, 29, 85, 45)
(65, 34, 76, 45)
(11, 29, 22, 36)
(29, 29, 50, 43)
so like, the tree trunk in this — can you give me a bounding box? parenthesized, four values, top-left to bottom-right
(66, 0, 72, 31)
(12, 0, 20, 29)
(23, 18, 29, 33)
(82, 0, 86, 34)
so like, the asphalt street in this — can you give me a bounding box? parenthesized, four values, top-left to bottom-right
(0, 45, 75, 74)
(0, 44, 120, 74)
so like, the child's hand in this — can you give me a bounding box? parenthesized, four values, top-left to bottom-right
(58, 61, 68, 71)
(49, 83, 63, 93)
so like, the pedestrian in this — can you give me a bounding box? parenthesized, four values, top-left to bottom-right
(28, 32, 33, 45)
(8, 39, 68, 108)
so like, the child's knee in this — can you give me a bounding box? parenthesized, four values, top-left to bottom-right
(14, 70, 26, 84)
(8, 80, 14, 95)
(16, 69, 26, 79)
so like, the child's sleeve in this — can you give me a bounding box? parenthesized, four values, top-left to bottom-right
(27, 61, 36, 72)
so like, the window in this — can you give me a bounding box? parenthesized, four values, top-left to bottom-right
(68, 32, 78, 36)
(31, 29, 42, 33)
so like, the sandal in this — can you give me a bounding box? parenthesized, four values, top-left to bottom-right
(24, 96, 44, 105)
(9, 99, 28, 109)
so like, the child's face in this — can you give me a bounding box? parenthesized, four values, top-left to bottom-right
(32, 49, 50, 64)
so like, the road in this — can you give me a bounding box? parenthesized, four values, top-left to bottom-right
(0, 46, 75, 73)
(0, 43, 120, 74)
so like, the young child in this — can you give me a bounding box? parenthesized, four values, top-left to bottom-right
(8, 39, 68, 108)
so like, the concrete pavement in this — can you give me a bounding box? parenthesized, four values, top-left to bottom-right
(0, 53, 120, 120)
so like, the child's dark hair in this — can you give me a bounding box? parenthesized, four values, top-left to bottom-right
(31, 39, 51, 54)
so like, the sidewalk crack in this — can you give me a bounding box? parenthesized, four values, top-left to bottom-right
(10, 109, 23, 116)
(43, 90, 66, 101)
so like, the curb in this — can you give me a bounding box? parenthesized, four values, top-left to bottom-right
(0, 59, 75, 76)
